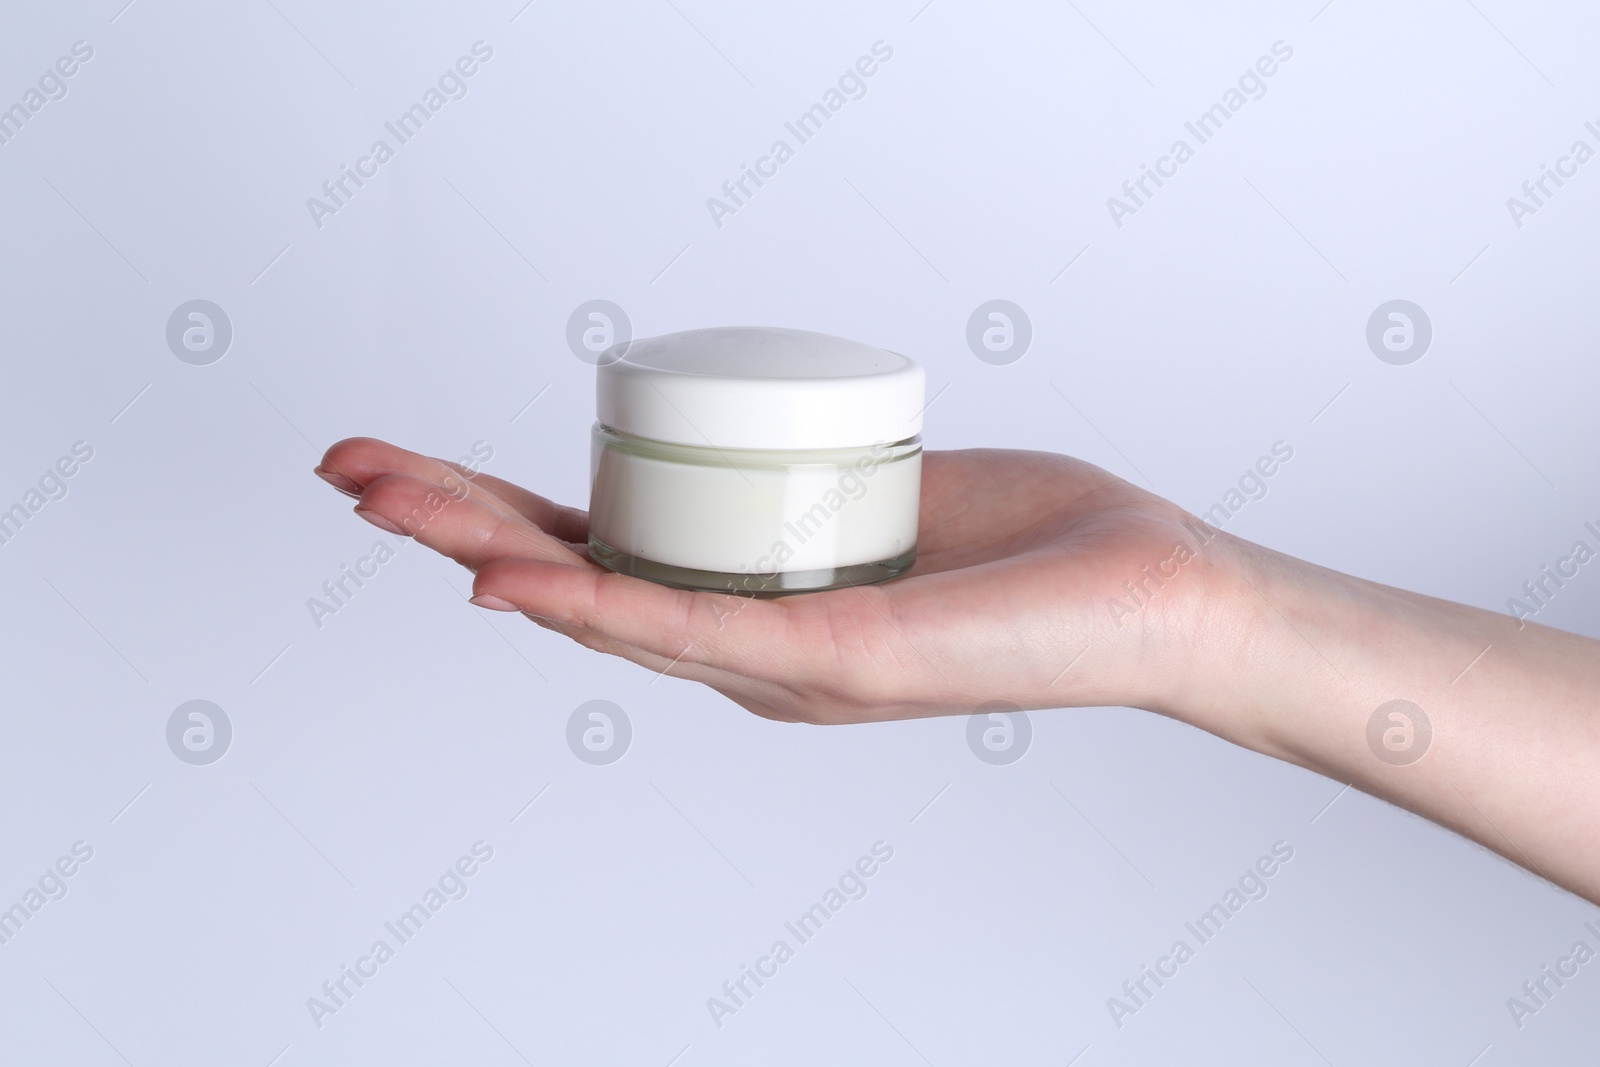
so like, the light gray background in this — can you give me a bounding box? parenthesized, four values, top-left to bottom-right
(2, 0, 1598, 1063)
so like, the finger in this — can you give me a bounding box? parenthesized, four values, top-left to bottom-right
(319, 438, 517, 520)
(317, 437, 435, 494)
(356, 473, 586, 572)
(474, 558, 952, 722)
(439, 460, 590, 544)
(319, 437, 587, 540)
(471, 557, 804, 680)
(509, 605, 798, 717)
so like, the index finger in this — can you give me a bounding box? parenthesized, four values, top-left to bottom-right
(320, 436, 588, 542)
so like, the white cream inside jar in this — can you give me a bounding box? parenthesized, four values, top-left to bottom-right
(588, 326, 925, 595)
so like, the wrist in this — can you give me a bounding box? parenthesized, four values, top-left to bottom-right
(1127, 515, 1600, 902)
(1151, 531, 1361, 758)
(1164, 531, 1499, 775)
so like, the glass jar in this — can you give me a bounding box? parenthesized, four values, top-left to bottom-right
(587, 326, 925, 595)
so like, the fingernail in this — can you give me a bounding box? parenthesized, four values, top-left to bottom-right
(470, 594, 520, 612)
(354, 507, 408, 536)
(315, 467, 361, 496)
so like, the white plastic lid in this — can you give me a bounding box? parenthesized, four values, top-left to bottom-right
(596, 326, 925, 450)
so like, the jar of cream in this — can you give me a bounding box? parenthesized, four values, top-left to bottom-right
(588, 326, 925, 595)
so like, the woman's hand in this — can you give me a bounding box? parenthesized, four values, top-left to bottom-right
(314, 436, 1235, 726)
(315, 435, 1600, 903)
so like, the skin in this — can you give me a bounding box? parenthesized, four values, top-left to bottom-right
(316, 436, 1600, 904)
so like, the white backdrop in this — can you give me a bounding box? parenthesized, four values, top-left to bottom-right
(1, 0, 1597, 1063)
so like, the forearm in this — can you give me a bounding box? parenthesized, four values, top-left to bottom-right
(1175, 533, 1600, 902)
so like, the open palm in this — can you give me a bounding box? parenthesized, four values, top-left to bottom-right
(317, 438, 1226, 723)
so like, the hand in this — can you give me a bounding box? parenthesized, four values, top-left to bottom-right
(314, 437, 1234, 725)
(315, 436, 1600, 901)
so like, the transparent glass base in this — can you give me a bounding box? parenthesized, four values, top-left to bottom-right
(590, 538, 916, 596)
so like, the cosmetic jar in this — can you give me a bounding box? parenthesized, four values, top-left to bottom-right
(588, 326, 924, 595)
